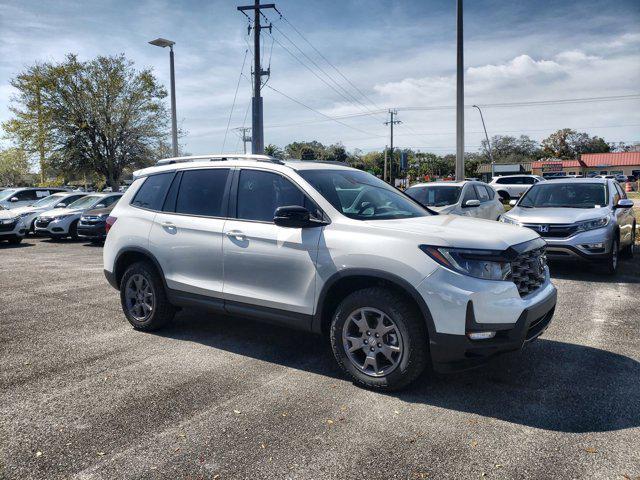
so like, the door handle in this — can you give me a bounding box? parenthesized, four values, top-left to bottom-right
(226, 230, 246, 241)
(161, 221, 176, 231)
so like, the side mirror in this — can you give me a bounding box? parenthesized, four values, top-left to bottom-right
(9, 197, 18, 202)
(509, 199, 518, 207)
(55, 203, 66, 208)
(94, 203, 106, 209)
(463, 199, 480, 208)
(616, 199, 634, 209)
(274, 205, 313, 228)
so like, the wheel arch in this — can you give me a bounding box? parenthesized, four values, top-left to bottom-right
(312, 269, 436, 338)
(113, 247, 167, 290)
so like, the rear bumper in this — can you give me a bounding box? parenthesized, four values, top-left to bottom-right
(429, 287, 557, 373)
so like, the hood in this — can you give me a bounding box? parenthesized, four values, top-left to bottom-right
(39, 207, 83, 218)
(506, 206, 610, 224)
(0, 209, 18, 220)
(10, 206, 37, 215)
(362, 214, 539, 251)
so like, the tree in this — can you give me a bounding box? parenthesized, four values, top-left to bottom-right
(8, 54, 170, 189)
(541, 129, 610, 159)
(0, 147, 31, 186)
(264, 144, 284, 159)
(480, 135, 541, 163)
(2, 63, 55, 183)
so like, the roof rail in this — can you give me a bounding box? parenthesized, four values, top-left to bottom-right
(156, 153, 283, 166)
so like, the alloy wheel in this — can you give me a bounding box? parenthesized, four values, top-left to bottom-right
(342, 307, 404, 377)
(125, 274, 155, 321)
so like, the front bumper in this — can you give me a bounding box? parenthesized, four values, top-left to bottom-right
(0, 219, 27, 238)
(542, 227, 614, 262)
(77, 222, 107, 239)
(429, 287, 556, 372)
(34, 216, 74, 236)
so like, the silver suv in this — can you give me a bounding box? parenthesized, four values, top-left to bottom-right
(501, 178, 636, 274)
(103, 155, 557, 390)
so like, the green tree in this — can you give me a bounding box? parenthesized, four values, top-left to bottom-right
(264, 143, 284, 159)
(8, 54, 170, 189)
(2, 63, 55, 183)
(0, 147, 31, 186)
(480, 135, 541, 163)
(541, 129, 610, 159)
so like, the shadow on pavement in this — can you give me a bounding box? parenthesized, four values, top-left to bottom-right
(156, 309, 640, 434)
(549, 255, 640, 283)
(0, 242, 34, 249)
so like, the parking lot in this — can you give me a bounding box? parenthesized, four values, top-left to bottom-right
(1, 237, 639, 480)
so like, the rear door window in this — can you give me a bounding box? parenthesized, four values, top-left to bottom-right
(461, 185, 478, 203)
(131, 173, 174, 211)
(15, 190, 40, 201)
(175, 169, 230, 217)
(474, 185, 491, 202)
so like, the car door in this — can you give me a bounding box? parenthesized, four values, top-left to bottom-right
(222, 168, 323, 316)
(12, 189, 41, 208)
(150, 168, 232, 300)
(473, 184, 493, 219)
(459, 184, 479, 217)
(484, 185, 504, 220)
(613, 182, 633, 246)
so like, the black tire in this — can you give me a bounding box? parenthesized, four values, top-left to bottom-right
(603, 238, 619, 275)
(29, 219, 36, 234)
(621, 223, 636, 258)
(330, 287, 429, 391)
(69, 220, 79, 240)
(120, 261, 175, 331)
(497, 191, 510, 203)
(8, 236, 23, 245)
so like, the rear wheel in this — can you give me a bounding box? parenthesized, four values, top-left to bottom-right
(330, 287, 428, 391)
(120, 261, 175, 331)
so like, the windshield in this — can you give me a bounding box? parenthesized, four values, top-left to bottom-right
(68, 195, 101, 209)
(299, 169, 428, 220)
(31, 194, 66, 208)
(519, 183, 608, 209)
(0, 189, 18, 201)
(405, 185, 462, 207)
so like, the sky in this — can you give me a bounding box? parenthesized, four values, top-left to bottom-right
(1, 0, 639, 157)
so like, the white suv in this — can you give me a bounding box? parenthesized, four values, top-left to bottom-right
(103, 155, 557, 390)
(489, 175, 545, 202)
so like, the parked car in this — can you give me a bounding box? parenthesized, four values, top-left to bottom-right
(0, 204, 27, 244)
(500, 178, 635, 274)
(489, 175, 545, 202)
(405, 181, 504, 220)
(614, 174, 628, 183)
(0, 187, 69, 210)
(77, 203, 118, 243)
(103, 154, 557, 390)
(11, 192, 88, 233)
(35, 193, 122, 240)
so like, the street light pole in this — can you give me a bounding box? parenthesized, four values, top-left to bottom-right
(472, 105, 494, 177)
(149, 38, 178, 157)
(455, 0, 464, 181)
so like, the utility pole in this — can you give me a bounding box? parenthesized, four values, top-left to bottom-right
(455, 0, 464, 181)
(384, 109, 401, 185)
(234, 127, 252, 154)
(237, 1, 276, 154)
(383, 146, 388, 182)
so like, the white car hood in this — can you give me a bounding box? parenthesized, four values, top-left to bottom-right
(507, 206, 610, 224)
(363, 214, 539, 250)
(0, 209, 18, 220)
(39, 207, 83, 218)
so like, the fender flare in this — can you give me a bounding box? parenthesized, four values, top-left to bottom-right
(112, 246, 169, 290)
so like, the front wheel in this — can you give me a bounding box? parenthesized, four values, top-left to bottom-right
(120, 261, 175, 331)
(8, 236, 23, 245)
(603, 238, 619, 275)
(330, 287, 429, 391)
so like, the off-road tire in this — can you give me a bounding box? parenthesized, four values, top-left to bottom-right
(120, 261, 175, 331)
(330, 287, 429, 391)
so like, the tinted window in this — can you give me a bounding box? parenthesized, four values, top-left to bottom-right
(485, 185, 496, 199)
(406, 186, 462, 207)
(461, 185, 478, 203)
(175, 169, 230, 217)
(474, 185, 490, 202)
(100, 195, 120, 207)
(519, 183, 607, 209)
(523, 177, 537, 185)
(16, 190, 40, 201)
(131, 173, 174, 210)
(237, 170, 317, 222)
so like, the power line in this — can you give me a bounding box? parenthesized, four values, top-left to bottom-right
(222, 48, 249, 152)
(264, 84, 381, 138)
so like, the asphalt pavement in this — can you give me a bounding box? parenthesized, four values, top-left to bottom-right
(1, 237, 639, 479)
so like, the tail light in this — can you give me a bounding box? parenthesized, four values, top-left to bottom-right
(105, 216, 117, 234)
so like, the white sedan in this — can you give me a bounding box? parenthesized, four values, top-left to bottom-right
(405, 181, 504, 220)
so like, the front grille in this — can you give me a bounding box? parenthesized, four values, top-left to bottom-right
(510, 246, 546, 297)
(36, 217, 53, 228)
(0, 220, 17, 232)
(522, 223, 579, 238)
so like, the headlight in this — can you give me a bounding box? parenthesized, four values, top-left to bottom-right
(575, 216, 609, 233)
(52, 215, 71, 221)
(0, 217, 18, 225)
(420, 245, 512, 281)
(499, 215, 520, 226)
